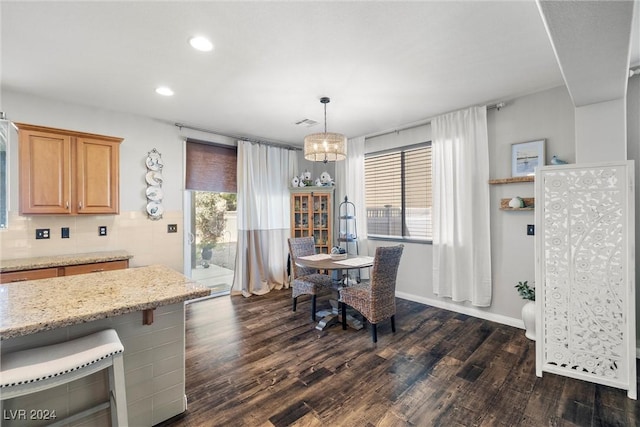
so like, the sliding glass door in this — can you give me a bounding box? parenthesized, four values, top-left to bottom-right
(183, 138, 238, 297)
(185, 190, 236, 295)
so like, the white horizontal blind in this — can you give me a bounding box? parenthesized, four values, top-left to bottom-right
(365, 144, 431, 240)
(405, 145, 431, 239)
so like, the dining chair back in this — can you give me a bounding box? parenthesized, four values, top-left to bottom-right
(289, 236, 319, 278)
(340, 244, 404, 342)
(288, 237, 334, 321)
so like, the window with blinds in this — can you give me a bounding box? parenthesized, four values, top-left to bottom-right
(364, 143, 432, 241)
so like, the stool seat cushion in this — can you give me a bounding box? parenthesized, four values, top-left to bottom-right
(1, 329, 124, 389)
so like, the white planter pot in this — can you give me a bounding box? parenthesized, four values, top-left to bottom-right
(521, 301, 536, 341)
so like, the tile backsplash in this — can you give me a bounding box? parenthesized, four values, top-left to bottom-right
(0, 210, 184, 273)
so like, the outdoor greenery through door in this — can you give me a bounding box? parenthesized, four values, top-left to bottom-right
(190, 191, 237, 295)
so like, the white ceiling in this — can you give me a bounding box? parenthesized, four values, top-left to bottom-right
(538, 0, 639, 107)
(1, 1, 638, 145)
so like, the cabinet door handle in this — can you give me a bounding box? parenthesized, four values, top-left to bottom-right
(90, 268, 105, 273)
(78, 201, 83, 209)
(10, 278, 29, 282)
(66, 201, 69, 209)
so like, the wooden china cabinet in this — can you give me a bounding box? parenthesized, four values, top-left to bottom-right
(290, 187, 334, 254)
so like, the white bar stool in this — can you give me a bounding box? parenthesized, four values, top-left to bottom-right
(1, 329, 128, 427)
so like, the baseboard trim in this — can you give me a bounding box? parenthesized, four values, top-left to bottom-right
(395, 291, 640, 360)
(395, 291, 523, 329)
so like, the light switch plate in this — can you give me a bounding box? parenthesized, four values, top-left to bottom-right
(61, 227, 70, 238)
(168, 224, 178, 233)
(527, 224, 535, 236)
(99, 226, 107, 236)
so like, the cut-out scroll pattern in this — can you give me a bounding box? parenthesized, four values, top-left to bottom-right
(543, 167, 624, 380)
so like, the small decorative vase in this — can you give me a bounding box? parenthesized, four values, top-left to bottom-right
(521, 301, 536, 341)
(509, 197, 524, 208)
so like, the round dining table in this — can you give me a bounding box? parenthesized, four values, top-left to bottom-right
(294, 253, 374, 330)
(294, 253, 374, 272)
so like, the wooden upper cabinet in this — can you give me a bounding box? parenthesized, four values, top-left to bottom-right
(76, 136, 120, 214)
(19, 128, 72, 214)
(17, 123, 122, 215)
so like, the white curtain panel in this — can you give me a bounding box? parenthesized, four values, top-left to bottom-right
(432, 106, 492, 306)
(231, 141, 295, 297)
(335, 136, 369, 254)
(335, 136, 369, 279)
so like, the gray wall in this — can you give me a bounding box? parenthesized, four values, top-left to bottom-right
(2, 90, 236, 214)
(0, 89, 235, 271)
(627, 74, 640, 336)
(365, 85, 575, 327)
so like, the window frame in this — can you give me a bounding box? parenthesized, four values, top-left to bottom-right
(364, 141, 432, 244)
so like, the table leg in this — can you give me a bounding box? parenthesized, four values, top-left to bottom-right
(315, 300, 363, 331)
(314, 268, 364, 331)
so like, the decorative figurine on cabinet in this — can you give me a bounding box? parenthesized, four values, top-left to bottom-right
(320, 171, 334, 186)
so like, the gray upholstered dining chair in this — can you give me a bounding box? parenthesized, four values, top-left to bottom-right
(339, 245, 404, 343)
(288, 236, 334, 321)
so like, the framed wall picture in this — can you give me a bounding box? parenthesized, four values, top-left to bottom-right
(511, 139, 545, 177)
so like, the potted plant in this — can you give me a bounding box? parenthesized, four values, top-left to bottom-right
(200, 242, 214, 268)
(515, 280, 536, 341)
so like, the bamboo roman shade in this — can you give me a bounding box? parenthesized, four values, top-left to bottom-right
(185, 139, 237, 193)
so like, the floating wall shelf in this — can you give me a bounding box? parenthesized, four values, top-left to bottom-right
(500, 197, 535, 211)
(489, 176, 534, 185)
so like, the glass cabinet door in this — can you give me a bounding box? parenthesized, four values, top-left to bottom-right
(290, 189, 333, 253)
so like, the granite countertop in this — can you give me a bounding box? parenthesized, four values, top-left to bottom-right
(0, 264, 210, 340)
(0, 250, 134, 273)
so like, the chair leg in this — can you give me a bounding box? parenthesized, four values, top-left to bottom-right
(371, 323, 377, 343)
(311, 295, 317, 321)
(292, 297, 297, 312)
(391, 315, 396, 333)
(109, 353, 128, 427)
(341, 302, 347, 330)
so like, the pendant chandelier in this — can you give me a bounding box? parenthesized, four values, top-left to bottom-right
(303, 97, 347, 163)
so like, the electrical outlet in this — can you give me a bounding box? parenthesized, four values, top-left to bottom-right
(99, 226, 107, 236)
(527, 224, 535, 236)
(35, 228, 50, 239)
(61, 227, 70, 238)
(167, 224, 178, 233)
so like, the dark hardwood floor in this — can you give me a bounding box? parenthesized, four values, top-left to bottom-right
(157, 291, 640, 427)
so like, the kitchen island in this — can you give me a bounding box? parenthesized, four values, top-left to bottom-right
(0, 264, 210, 426)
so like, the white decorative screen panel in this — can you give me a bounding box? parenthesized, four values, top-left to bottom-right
(535, 162, 636, 399)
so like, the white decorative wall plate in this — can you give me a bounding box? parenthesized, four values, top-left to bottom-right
(145, 171, 163, 186)
(146, 201, 164, 219)
(145, 148, 164, 220)
(146, 186, 164, 201)
(145, 151, 164, 170)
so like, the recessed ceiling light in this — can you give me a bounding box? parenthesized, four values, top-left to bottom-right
(155, 86, 174, 96)
(189, 36, 213, 52)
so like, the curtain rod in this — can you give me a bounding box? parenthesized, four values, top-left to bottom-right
(364, 102, 505, 139)
(175, 122, 302, 151)
(176, 100, 505, 146)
